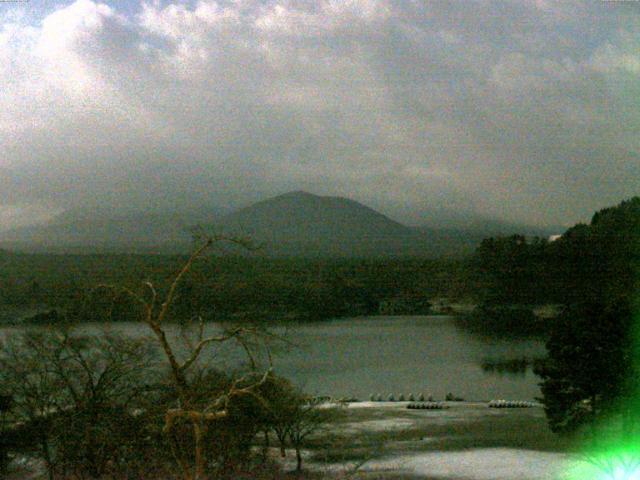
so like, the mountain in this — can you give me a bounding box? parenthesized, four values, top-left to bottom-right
(207, 191, 555, 257)
(211, 191, 424, 257)
(0, 205, 222, 254)
(220, 191, 410, 238)
(0, 191, 556, 257)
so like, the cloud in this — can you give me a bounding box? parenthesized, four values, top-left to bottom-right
(0, 0, 638, 229)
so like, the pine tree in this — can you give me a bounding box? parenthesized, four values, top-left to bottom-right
(535, 301, 636, 435)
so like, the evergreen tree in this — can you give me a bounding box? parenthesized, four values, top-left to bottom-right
(535, 301, 637, 435)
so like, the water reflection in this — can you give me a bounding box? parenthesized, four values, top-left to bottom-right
(479, 356, 545, 377)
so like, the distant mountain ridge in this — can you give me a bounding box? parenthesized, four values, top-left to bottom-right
(0, 191, 557, 257)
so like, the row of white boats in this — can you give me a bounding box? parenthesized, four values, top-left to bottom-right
(369, 393, 434, 402)
(367, 395, 538, 408)
(407, 402, 449, 410)
(487, 400, 537, 408)
(310, 395, 540, 408)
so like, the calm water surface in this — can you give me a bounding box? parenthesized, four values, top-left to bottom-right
(1, 316, 545, 401)
(270, 316, 545, 401)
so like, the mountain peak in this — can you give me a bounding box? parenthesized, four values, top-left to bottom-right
(281, 190, 315, 197)
(274, 190, 363, 205)
(274, 190, 322, 201)
(0, 190, 542, 257)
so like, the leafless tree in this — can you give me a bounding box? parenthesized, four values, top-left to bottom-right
(0, 331, 63, 479)
(0, 327, 156, 479)
(99, 235, 277, 480)
(288, 400, 332, 472)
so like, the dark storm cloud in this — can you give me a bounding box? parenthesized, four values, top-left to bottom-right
(0, 0, 638, 228)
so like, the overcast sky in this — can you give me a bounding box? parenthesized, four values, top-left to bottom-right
(1, 0, 638, 229)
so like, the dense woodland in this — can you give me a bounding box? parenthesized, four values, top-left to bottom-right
(459, 197, 640, 339)
(0, 253, 468, 324)
(470, 197, 639, 307)
(465, 197, 640, 440)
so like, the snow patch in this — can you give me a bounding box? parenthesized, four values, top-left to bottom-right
(341, 418, 416, 432)
(333, 448, 575, 480)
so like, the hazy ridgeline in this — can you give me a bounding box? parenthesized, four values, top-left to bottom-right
(0, 191, 557, 258)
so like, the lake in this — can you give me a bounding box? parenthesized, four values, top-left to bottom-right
(0, 315, 546, 401)
(269, 316, 546, 401)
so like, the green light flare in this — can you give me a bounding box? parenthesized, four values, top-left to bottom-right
(565, 445, 640, 480)
(565, 295, 640, 479)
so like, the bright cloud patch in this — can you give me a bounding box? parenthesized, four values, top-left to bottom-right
(0, 0, 638, 228)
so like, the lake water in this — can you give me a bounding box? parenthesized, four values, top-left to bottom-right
(269, 316, 546, 401)
(0, 315, 546, 401)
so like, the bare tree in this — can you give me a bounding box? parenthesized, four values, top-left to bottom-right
(0, 327, 156, 480)
(99, 235, 275, 480)
(256, 375, 333, 472)
(0, 330, 70, 479)
(288, 400, 332, 472)
(256, 376, 298, 458)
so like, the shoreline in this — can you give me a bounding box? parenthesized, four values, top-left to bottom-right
(280, 400, 576, 479)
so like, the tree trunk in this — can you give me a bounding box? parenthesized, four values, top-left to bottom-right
(169, 429, 194, 480)
(296, 446, 302, 472)
(194, 421, 206, 480)
(262, 430, 270, 462)
(275, 428, 287, 457)
(40, 434, 54, 480)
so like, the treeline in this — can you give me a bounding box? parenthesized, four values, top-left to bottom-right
(0, 254, 468, 324)
(533, 198, 640, 442)
(470, 196, 640, 307)
(462, 197, 640, 338)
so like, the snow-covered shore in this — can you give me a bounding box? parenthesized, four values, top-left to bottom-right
(287, 401, 582, 480)
(312, 448, 576, 480)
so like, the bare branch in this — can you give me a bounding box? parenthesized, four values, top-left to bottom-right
(178, 328, 245, 373)
(197, 315, 205, 342)
(130, 235, 271, 480)
(157, 238, 213, 325)
(142, 281, 157, 322)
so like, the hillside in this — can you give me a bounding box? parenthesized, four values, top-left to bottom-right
(220, 190, 409, 237)
(0, 211, 192, 254)
(0, 191, 553, 257)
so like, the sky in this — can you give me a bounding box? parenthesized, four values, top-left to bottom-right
(0, 0, 639, 229)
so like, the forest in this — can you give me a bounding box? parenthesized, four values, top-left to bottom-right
(0, 252, 468, 325)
